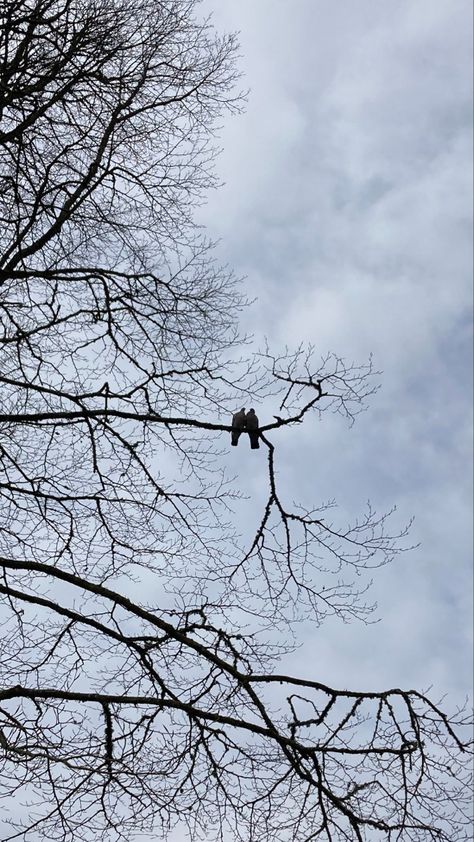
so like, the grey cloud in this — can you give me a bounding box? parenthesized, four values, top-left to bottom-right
(198, 0, 473, 709)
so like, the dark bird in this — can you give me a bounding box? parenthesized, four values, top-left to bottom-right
(231, 407, 246, 447)
(245, 408, 260, 450)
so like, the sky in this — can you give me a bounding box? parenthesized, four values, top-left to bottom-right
(1, 4, 471, 840)
(196, 0, 473, 700)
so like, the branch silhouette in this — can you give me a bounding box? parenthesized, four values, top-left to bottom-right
(0, 1, 471, 840)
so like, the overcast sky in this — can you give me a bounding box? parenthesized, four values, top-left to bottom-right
(195, 0, 472, 701)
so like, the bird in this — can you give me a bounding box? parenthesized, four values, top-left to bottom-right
(245, 408, 260, 450)
(231, 408, 246, 446)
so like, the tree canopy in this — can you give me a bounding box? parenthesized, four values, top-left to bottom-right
(0, 1, 471, 840)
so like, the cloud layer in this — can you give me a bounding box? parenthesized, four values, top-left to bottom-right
(199, 0, 473, 699)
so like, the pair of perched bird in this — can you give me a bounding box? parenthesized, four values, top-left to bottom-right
(231, 408, 260, 449)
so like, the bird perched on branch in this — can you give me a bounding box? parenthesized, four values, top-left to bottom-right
(245, 408, 260, 450)
(231, 408, 246, 446)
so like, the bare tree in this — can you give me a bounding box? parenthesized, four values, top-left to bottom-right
(0, 1, 471, 840)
